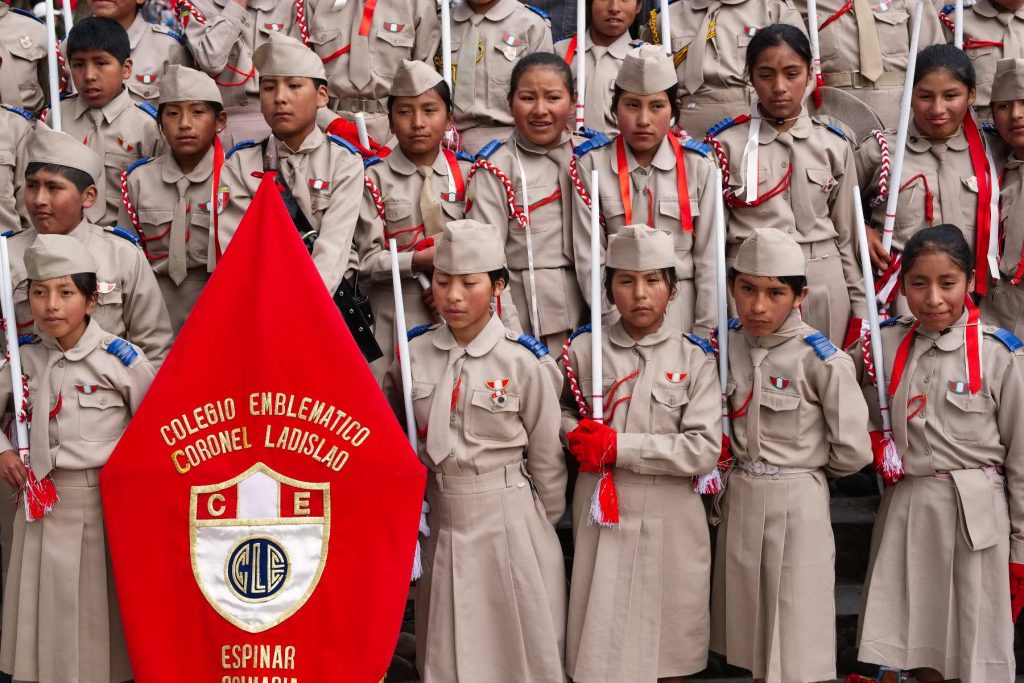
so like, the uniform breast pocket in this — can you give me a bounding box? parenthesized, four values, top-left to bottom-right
(967, 47, 997, 87)
(516, 182, 557, 232)
(308, 27, 345, 60)
(601, 196, 627, 229)
(97, 283, 123, 307)
(650, 385, 688, 433)
(943, 389, 995, 444)
(735, 33, 754, 62)
(189, 212, 211, 262)
(894, 183, 923, 231)
(136, 208, 173, 243)
(805, 167, 836, 222)
(375, 26, 416, 74)
(467, 389, 521, 442)
(960, 175, 980, 207)
(127, 78, 159, 103)
(728, 166, 769, 213)
(384, 200, 420, 248)
(105, 150, 137, 177)
(411, 381, 435, 436)
(873, 8, 910, 57)
(310, 190, 330, 217)
(759, 389, 801, 442)
(0, 149, 15, 197)
(78, 389, 129, 442)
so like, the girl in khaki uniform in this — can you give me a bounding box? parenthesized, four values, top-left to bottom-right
(561, 226, 721, 682)
(553, 0, 644, 136)
(856, 46, 1000, 304)
(711, 229, 871, 683)
(0, 234, 156, 683)
(705, 24, 867, 345)
(466, 53, 587, 353)
(120, 65, 227, 335)
(983, 57, 1024, 334)
(854, 225, 1024, 682)
(570, 45, 719, 338)
(384, 219, 567, 683)
(357, 59, 472, 382)
(640, 0, 806, 137)
(449, 0, 554, 154)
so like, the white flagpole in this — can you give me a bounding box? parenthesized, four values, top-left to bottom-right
(659, 0, 672, 56)
(590, 169, 603, 422)
(575, 0, 586, 131)
(44, 0, 62, 131)
(954, 0, 964, 49)
(0, 238, 32, 519)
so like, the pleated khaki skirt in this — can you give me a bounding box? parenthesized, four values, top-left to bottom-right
(857, 472, 1014, 682)
(710, 468, 837, 683)
(416, 463, 567, 683)
(567, 469, 710, 683)
(0, 468, 131, 683)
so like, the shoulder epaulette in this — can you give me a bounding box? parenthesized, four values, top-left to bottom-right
(684, 332, 714, 355)
(108, 225, 141, 245)
(987, 327, 1024, 352)
(11, 8, 43, 23)
(567, 323, 591, 345)
(0, 105, 33, 121)
(524, 4, 549, 19)
(136, 101, 158, 119)
(879, 316, 906, 328)
(407, 323, 432, 341)
(706, 116, 743, 137)
(328, 133, 359, 155)
(983, 122, 997, 135)
(629, 39, 646, 48)
(363, 155, 382, 169)
(476, 139, 503, 160)
(455, 149, 474, 163)
(823, 122, 847, 140)
(104, 337, 139, 366)
(573, 132, 612, 157)
(17, 334, 38, 346)
(60, 91, 76, 101)
(152, 23, 186, 44)
(939, 1, 974, 13)
(802, 331, 838, 360)
(226, 139, 257, 159)
(516, 333, 549, 358)
(1, 230, 13, 238)
(682, 137, 712, 156)
(124, 156, 153, 175)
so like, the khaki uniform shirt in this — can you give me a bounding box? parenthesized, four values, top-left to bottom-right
(8, 220, 173, 366)
(553, 30, 637, 137)
(0, 106, 33, 233)
(727, 312, 871, 476)
(180, 0, 299, 110)
(356, 146, 469, 380)
(560, 320, 722, 477)
(941, 0, 1024, 116)
(220, 127, 365, 292)
(465, 131, 584, 340)
(383, 314, 567, 523)
(710, 113, 868, 320)
(856, 122, 981, 253)
(124, 13, 195, 106)
(570, 135, 720, 336)
(45, 89, 164, 227)
(854, 312, 1024, 560)
(0, 5, 47, 114)
(0, 319, 154, 472)
(119, 147, 220, 333)
(305, 0, 440, 143)
(640, 0, 805, 136)
(795, 0, 943, 128)
(450, 0, 553, 148)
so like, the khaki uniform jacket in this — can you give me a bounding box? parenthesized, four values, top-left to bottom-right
(561, 321, 720, 679)
(982, 154, 1024, 335)
(795, 0, 943, 128)
(124, 13, 195, 106)
(0, 5, 47, 114)
(570, 134, 724, 338)
(383, 314, 567, 682)
(941, 0, 1024, 116)
(179, 0, 299, 110)
(465, 130, 585, 346)
(219, 128, 365, 292)
(0, 106, 33, 233)
(356, 146, 470, 382)
(45, 89, 164, 228)
(711, 312, 870, 681)
(553, 30, 637, 137)
(640, 0, 805, 137)
(450, 0, 553, 154)
(305, 0, 440, 144)
(710, 112, 867, 340)
(853, 313, 1024, 679)
(8, 220, 173, 366)
(119, 147, 220, 334)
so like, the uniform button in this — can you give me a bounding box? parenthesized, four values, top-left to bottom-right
(928, 350, 936, 357)
(449, 413, 456, 423)
(49, 439, 57, 447)
(783, 193, 790, 200)
(99, 397, 107, 406)
(919, 409, 927, 418)
(787, 228, 794, 234)
(923, 376, 929, 383)
(448, 450, 455, 458)
(668, 396, 676, 406)
(57, 360, 64, 368)
(781, 161, 789, 168)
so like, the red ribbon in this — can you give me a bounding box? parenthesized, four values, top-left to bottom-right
(212, 136, 225, 261)
(964, 111, 995, 295)
(442, 149, 466, 200)
(614, 135, 693, 232)
(358, 0, 377, 37)
(563, 35, 578, 66)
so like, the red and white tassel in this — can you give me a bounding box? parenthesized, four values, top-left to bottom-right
(22, 467, 58, 520)
(589, 469, 619, 527)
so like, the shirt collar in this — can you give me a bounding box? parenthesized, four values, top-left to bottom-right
(916, 307, 971, 351)
(40, 316, 104, 361)
(589, 30, 633, 59)
(757, 109, 812, 144)
(432, 313, 507, 356)
(974, 0, 1024, 19)
(745, 311, 809, 349)
(75, 87, 132, 123)
(906, 120, 967, 152)
(161, 146, 216, 184)
(127, 13, 147, 49)
(276, 125, 325, 158)
(608, 317, 674, 348)
(454, 0, 517, 22)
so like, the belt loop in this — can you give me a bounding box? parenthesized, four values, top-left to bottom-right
(434, 471, 446, 492)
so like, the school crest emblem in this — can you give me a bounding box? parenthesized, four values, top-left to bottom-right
(309, 178, 330, 191)
(743, 26, 759, 37)
(198, 187, 230, 215)
(382, 22, 405, 32)
(190, 463, 330, 633)
(136, 74, 157, 85)
(117, 136, 136, 153)
(263, 23, 284, 31)
(665, 372, 687, 383)
(76, 384, 99, 394)
(485, 378, 510, 408)
(501, 34, 520, 61)
(97, 282, 117, 294)
(948, 379, 969, 394)
(19, 35, 32, 49)
(769, 376, 790, 390)
(874, 1, 892, 11)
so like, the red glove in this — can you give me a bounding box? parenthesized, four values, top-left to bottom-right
(324, 117, 392, 159)
(567, 419, 617, 473)
(1010, 562, 1024, 620)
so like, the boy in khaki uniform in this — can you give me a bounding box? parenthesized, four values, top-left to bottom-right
(219, 32, 365, 295)
(303, 0, 440, 144)
(0, 3, 47, 114)
(178, 0, 299, 146)
(120, 65, 227, 335)
(640, 0, 806, 137)
(46, 17, 163, 228)
(449, 0, 553, 154)
(12, 129, 173, 365)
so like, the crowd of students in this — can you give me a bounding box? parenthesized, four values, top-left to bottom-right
(0, 0, 1022, 681)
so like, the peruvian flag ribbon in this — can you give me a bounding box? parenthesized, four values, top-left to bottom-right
(101, 173, 425, 681)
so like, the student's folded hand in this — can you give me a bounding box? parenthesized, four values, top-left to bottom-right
(567, 419, 617, 473)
